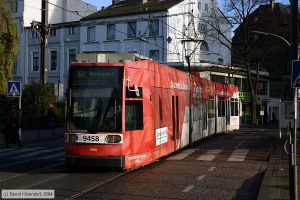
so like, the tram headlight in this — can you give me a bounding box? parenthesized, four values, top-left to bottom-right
(69, 134, 78, 142)
(105, 135, 122, 143)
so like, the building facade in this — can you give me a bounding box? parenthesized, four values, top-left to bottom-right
(80, 0, 232, 65)
(13, 0, 96, 100)
(13, 0, 232, 100)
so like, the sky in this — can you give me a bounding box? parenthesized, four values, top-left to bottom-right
(83, 0, 111, 9)
(83, 0, 291, 10)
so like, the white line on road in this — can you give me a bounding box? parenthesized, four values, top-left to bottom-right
(196, 149, 222, 161)
(235, 142, 243, 149)
(40, 152, 65, 160)
(227, 149, 249, 162)
(13, 147, 64, 159)
(0, 162, 63, 183)
(197, 175, 206, 181)
(167, 149, 197, 160)
(0, 147, 44, 157)
(208, 166, 216, 172)
(182, 185, 194, 193)
(23, 174, 66, 189)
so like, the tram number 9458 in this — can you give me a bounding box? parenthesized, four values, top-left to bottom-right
(82, 135, 100, 142)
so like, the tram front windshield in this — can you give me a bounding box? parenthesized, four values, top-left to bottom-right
(67, 66, 123, 132)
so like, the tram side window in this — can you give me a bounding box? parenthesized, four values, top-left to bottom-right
(218, 100, 225, 117)
(230, 98, 239, 116)
(208, 96, 215, 118)
(125, 100, 143, 130)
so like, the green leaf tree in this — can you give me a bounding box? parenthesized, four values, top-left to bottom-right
(0, 0, 19, 95)
(22, 83, 56, 129)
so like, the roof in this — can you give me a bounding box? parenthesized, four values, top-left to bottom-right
(81, 0, 183, 21)
(233, 3, 290, 37)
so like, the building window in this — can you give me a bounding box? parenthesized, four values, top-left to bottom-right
(127, 22, 136, 38)
(198, 1, 201, 10)
(198, 23, 207, 33)
(107, 24, 116, 40)
(50, 50, 57, 71)
(32, 31, 38, 39)
(205, 4, 208, 11)
(69, 49, 77, 65)
(149, 50, 159, 61)
(32, 52, 40, 72)
(68, 26, 75, 35)
(208, 96, 215, 118)
(218, 58, 224, 64)
(14, 1, 18, 13)
(87, 26, 96, 41)
(50, 29, 56, 37)
(257, 81, 268, 95)
(149, 19, 159, 36)
(231, 98, 239, 116)
(200, 41, 209, 51)
(218, 100, 225, 117)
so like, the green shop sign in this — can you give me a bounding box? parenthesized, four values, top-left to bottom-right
(239, 92, 251, 100)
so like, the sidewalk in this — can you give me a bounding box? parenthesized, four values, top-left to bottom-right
(257, 134, 291, 200)
(0, 128, 64, 148)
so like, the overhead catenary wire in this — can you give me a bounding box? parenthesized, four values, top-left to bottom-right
(44, 0, 180, 56)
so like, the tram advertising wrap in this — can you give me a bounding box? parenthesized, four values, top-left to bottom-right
(65, 60, 239, 170)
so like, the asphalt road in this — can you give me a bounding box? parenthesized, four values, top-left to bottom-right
(0, 128, 277, 200)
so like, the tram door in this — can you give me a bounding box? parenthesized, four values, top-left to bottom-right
(172, 96, 179, 150)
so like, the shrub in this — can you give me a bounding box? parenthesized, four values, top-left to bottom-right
(22, 83, 56, 129)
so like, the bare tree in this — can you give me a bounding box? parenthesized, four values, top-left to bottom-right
(193, 0, 270, 125)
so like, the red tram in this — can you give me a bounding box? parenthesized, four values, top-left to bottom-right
(65, 58, 239, 169)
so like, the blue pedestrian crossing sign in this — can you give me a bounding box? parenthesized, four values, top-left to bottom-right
(292, 60, 300, 88)
(7, 81, 21, 97)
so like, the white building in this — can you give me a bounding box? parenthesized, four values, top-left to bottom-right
(80, 0, 232, 66)
(14, 0, 232, 100)
(13, 0, 96, 97)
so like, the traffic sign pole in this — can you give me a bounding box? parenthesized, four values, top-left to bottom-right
(7, 81, 22, 145)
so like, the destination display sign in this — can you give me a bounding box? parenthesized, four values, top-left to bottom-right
(72, 67, 123, 85)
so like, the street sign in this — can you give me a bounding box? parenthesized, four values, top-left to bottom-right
(291, 60, 300, 87)
(7, 81, 21, 97)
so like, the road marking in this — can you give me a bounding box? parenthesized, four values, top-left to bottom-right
(167, 149, 197, 160)
(23, 174, 66, 189)
(0, 162, 63, 182)
(0, 148, 64, 169)
(182, 185, 194, 193)
(208, 166, 216, 172)
(0, 149, 13, 153)
(235, 142, 242, 149)
(13, 147, 64, 159)
(196, 149, 222, 161)
(40, 152, 65, 160)
(197, 175, 206, 180)
(227, 149, 249, 162)
(0, 147, 44, 157)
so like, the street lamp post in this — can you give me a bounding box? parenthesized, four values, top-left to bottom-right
(251, 30, 297, 200)
(251, 30, 291, 46)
